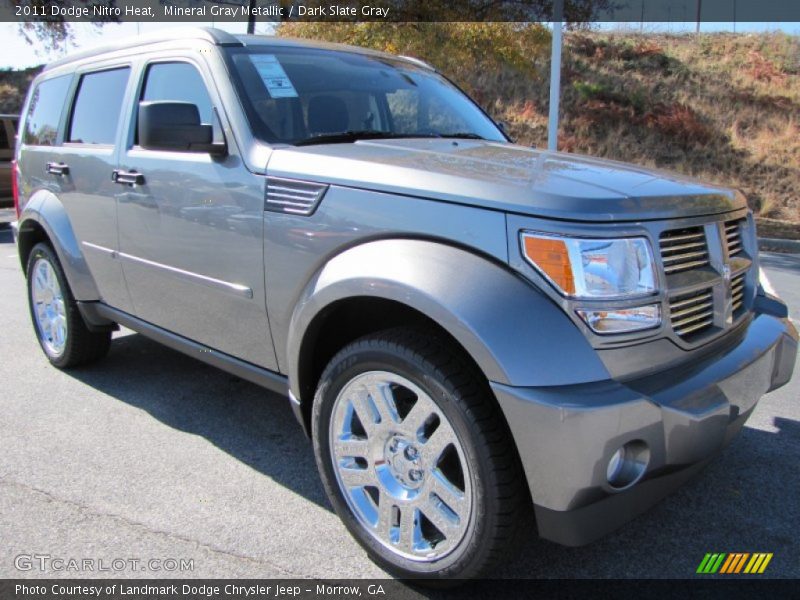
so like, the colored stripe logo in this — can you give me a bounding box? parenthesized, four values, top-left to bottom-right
(696, 553, 773, 574)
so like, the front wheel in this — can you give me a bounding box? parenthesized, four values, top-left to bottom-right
(312, 328, 527, 580)
(26, 243, 111, 368)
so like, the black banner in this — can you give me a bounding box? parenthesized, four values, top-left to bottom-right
(2, 580, 800, 600)
(2, 0, 800, 23)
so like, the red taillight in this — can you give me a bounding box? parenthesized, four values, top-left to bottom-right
(11, 159, 20, 218)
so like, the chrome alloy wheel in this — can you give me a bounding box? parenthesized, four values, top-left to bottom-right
(329, 371, 473, 561)
(31, 257, 68, 357)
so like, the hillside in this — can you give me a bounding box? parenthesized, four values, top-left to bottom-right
(1, 27, 798, 223)
(280, 24, 800, 223)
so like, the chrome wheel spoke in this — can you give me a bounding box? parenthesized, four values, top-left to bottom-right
(30, 258, 68, 357)
(430, 469, 467, 519)
(365, 380, 400, 425)
(333, 437, 369, 460)
(375, 494, 395, 540)
(401, 394, 437, 438)
(330, 370, 472, 562)
(421, 494, 460, 538)
(421, 423, 454, 466)
(338, 465, 376, 488)
(350, 389, 381, 434)
(397, 505, 419, 554)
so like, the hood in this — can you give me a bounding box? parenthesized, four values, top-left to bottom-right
(266, 139, 744, 222)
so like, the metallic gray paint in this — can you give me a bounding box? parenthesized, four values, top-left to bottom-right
(266, 139, 744, 222)
(492, 308, 797, 545)
(14, 28, 798, 550)
(285, 238, 610, 401)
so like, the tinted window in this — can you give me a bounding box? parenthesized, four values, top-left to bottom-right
(141, 62, 213, 124)
(0, 121, 8, 150)
(225, 47, 504, 145)
(69, 68, 130, 145)
(23, 75, 71, 146)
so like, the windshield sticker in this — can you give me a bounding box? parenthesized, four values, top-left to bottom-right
(251, 55, 298, 98)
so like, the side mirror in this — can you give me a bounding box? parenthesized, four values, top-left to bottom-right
(138, 101, 226, 155)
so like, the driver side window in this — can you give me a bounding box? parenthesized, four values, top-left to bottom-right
(138, 62, 219, 143)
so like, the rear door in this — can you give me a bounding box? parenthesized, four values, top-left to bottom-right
(58, 65, 135, 312)
(116, 54, 277, 369)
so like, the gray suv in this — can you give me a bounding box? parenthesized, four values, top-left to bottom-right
(11, 28, 797, 580)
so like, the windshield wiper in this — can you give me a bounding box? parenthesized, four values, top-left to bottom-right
(438, 132, 487, 140)
(294, 130, 440, 146)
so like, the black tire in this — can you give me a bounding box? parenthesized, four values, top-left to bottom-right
(312, 327, 528, 580)
(26, 242, 111, 368)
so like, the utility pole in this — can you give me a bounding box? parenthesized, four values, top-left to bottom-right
(247, 0, 257, 34)
(695, 0, 702, 34)
(548, 0, 564, 152)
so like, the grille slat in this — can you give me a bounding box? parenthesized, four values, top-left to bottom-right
(660, 226, 709, 274)
(725, 219, 745, 257)
(675, 318, 714, 337)
(669, 287, 714, 339)
(663, 250, 709, 264)
(731, 273, 746, 312)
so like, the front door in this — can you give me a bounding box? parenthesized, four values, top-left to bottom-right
(116, 56, 277, 369)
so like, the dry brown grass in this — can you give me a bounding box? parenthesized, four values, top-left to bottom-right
(492, 32, 800, 222)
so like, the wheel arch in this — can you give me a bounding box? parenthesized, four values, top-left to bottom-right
(16, 189, 101, 301)
(287, 238, 609, 433)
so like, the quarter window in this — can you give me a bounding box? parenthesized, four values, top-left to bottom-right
(23, 75, 71, 146)
(0, 121, 8, 150)
(68, 68, 130, 145)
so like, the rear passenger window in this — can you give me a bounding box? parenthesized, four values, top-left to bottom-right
(141, 62, 213, 124)
(0, 122, 8, 150)
(68, 68, 130, 145)
(23, 75, 71, 146)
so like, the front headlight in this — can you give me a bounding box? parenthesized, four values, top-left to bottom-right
(521, 231, 661, 334)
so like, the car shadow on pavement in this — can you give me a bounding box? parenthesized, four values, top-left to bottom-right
(68, 330, 800, 578)
(68, 331, 330, 510)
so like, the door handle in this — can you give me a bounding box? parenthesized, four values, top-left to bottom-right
(112, 169, 145, 186)
(46, 162, 69, 176)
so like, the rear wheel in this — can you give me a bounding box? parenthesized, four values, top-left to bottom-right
(312, 328, 527, 580)
(26, 243, 111, 368)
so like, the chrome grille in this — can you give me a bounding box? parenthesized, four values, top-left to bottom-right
(669, 288, 714, 338)
(659, 226, 709, 274)
(265, 177, 328, 215)
(731, 273, 746, 313)
(724, 219, 744, 257)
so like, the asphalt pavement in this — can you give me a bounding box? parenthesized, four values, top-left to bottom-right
(0, 215, 798, 582)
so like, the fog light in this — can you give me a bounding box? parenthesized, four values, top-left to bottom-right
(606, 441, 650, 490)
(577, 305, 661, 334)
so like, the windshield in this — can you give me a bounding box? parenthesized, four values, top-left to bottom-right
(223, 45, 507, 146)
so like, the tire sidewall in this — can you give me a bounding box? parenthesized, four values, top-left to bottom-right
(312, 339, 495, 579)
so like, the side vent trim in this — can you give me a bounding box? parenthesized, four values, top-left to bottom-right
(265, 177, 328, 216)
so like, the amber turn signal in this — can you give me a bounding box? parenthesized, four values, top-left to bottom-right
(522, 235, 575, 295)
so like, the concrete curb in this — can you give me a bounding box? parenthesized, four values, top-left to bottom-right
(758, 237, 800, 254)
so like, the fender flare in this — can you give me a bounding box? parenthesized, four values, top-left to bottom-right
(286, 239, 609, 401)
(17, 189, 101, 301)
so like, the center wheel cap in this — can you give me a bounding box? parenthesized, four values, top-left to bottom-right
(385, 435, 424, 489)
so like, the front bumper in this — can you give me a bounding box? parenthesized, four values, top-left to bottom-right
(492, 294, 797, 546)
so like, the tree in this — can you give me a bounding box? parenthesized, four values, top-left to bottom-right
(10, 0, 119, 52)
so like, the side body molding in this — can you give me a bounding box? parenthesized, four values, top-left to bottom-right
(17, 189, 101, 301)
(287, 239, 609, 402)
